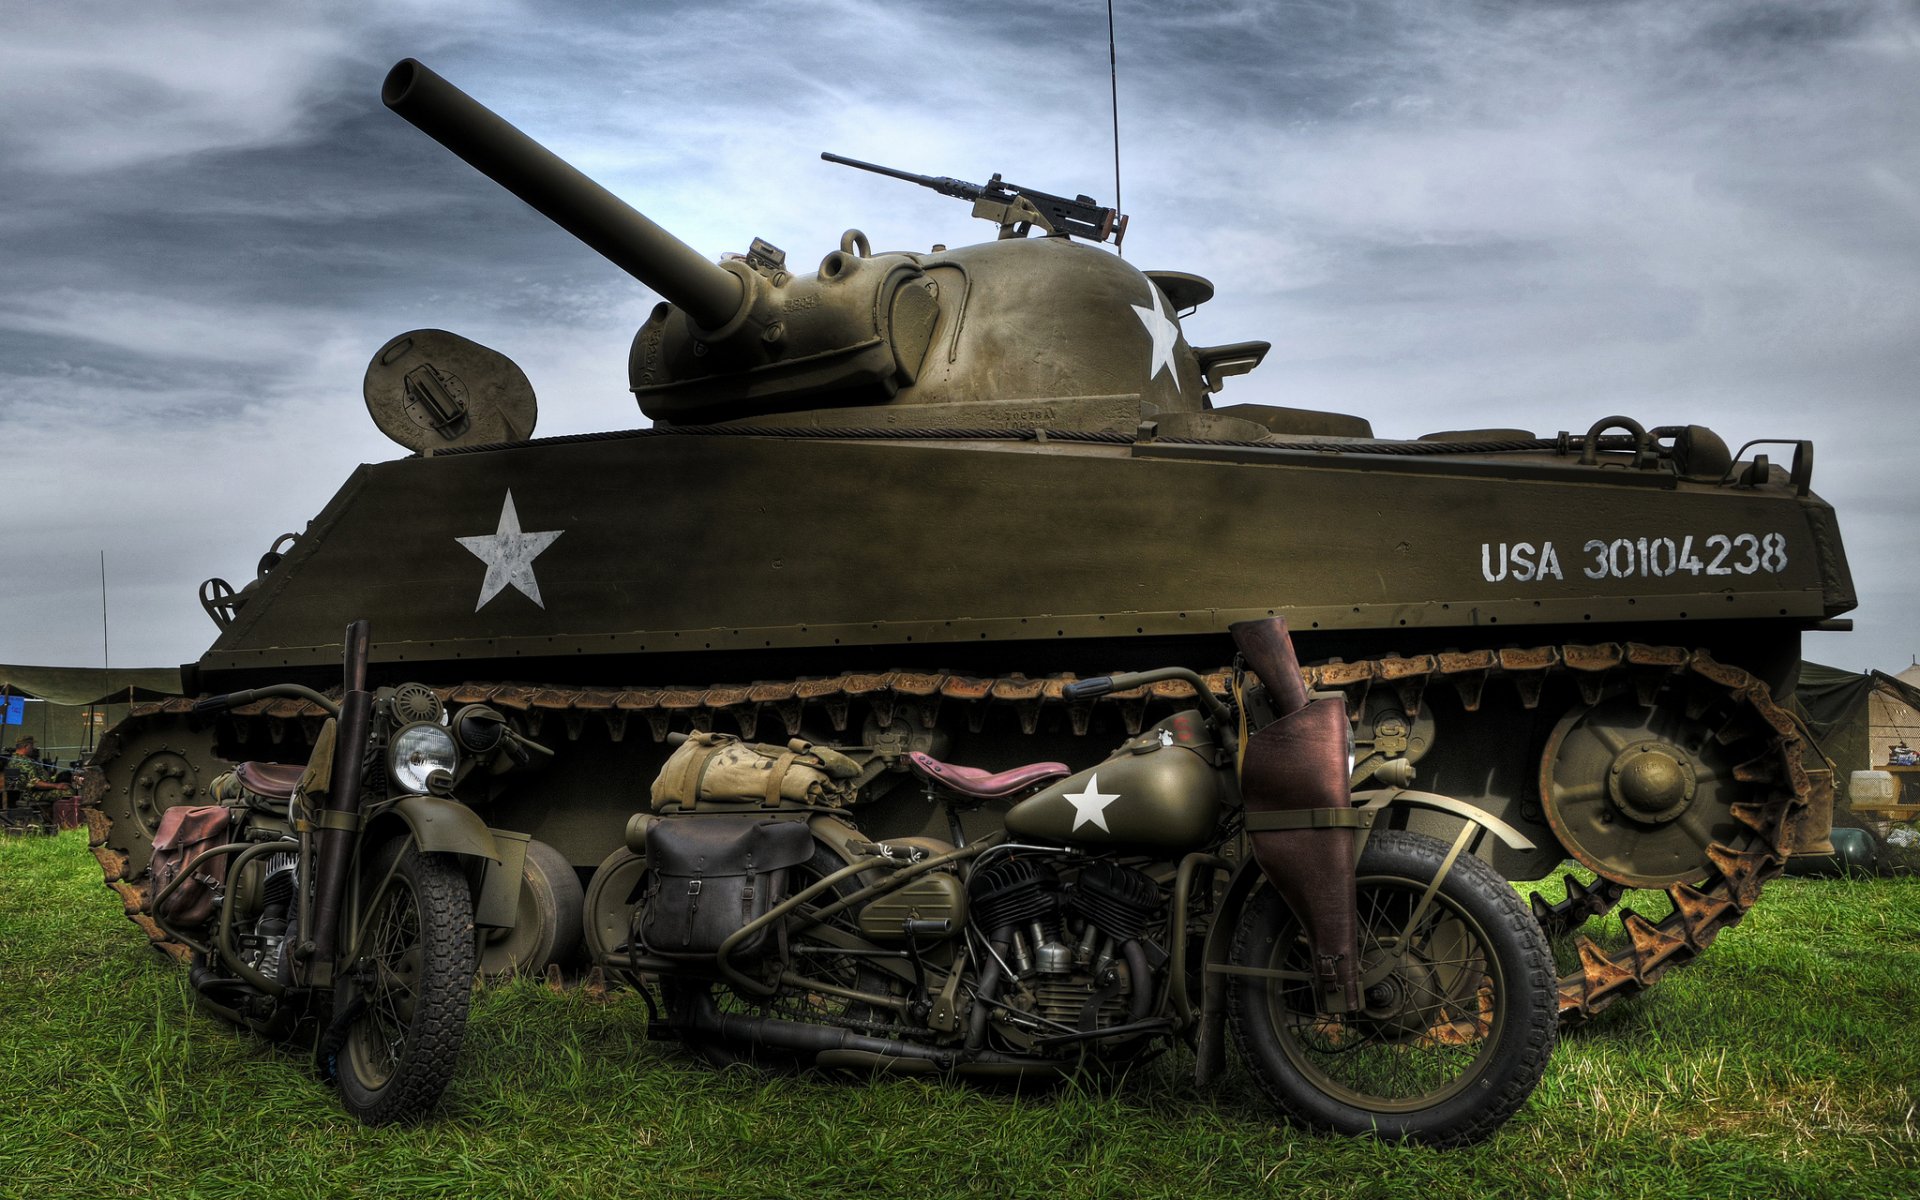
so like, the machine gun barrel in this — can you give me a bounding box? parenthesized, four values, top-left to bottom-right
(822, 150, 1124, 245)
(819, 153, 983, 203)
(383, 59, 744, 331)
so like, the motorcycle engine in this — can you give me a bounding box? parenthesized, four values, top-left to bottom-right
(233, 851, 299, 978)
(969, 859, 1166, 1037)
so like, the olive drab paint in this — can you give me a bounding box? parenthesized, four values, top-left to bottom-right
(98, 59, 1850, 971)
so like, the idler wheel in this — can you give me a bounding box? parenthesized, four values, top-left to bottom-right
(1608, 742, 1696, 823)
(1538, 691, 1745, 889)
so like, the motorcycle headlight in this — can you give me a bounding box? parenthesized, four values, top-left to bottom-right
(389, 722, 458, 795)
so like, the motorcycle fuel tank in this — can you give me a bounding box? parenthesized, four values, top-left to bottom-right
(1004, 719, 1230, 850)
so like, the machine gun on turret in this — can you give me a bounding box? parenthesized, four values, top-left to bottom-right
(821, 153, 1127, 246)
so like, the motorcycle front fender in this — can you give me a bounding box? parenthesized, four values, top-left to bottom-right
(365, 796, 528, 930)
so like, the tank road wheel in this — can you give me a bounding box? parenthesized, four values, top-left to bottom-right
(91, 712, 222, 879)
(1228, 831, 1558, 1147)
(582, 847, 649, 987)
(478, 838, 584, 979)
(335, 844, 478, 1125)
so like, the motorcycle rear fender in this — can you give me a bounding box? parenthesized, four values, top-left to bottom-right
(363, 796, 528, 929)
(1347, 788, 1537, 857)
(1191, 791, 1533, 1088)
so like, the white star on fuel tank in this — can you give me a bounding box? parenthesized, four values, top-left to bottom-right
(1064, 773, 1120, 833)
(456, 490, 563, 611)
(1131, 281, 1182, 393)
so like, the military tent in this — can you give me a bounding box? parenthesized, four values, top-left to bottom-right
(1792, 661, 1920, 813)
(0, 665, 183, 764)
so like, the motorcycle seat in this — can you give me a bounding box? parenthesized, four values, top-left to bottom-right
(907, 751, 1070, 800)
(234, 761, 307, 801)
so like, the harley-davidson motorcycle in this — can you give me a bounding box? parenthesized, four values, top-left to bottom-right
(590, 618, 1557, 1146)
(145, 620, 545, 1124)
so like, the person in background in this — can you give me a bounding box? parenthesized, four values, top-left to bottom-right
(6, 734, 70, 800)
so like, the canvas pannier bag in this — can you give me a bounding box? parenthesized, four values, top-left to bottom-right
(635, 814, 815, 961)
(148, 804, 235, 926)
(650, 731, 861, 813)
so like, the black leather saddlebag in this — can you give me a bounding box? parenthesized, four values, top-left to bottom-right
(636, 815, 816, 961)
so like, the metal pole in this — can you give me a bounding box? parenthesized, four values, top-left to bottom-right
(1107, 0, 1123, 256)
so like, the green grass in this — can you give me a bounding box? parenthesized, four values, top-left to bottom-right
(2, 831, 1915, 1200)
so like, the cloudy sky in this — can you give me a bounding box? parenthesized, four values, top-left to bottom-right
(2, 0, 1915, 675)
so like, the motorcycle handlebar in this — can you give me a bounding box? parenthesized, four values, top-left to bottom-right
(510, 730, 554, 758)
(1063, 672, 1151, 699)
(1064, 668, 1232, 724)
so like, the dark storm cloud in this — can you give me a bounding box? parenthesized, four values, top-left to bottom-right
(1, 0, 1916, 672)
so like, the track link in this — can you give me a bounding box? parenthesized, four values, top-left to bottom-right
(82, 642, 1828, 1024)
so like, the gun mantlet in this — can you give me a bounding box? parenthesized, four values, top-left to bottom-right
(627, 236, 944, 423)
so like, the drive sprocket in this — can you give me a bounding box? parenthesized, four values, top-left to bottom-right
(84, 707, 224, 955)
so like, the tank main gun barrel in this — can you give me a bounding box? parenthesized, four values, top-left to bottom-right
(382, 59, 744, 331)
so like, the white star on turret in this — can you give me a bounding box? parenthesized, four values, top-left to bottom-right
(1064, 773, 1120, 833)
(1131, 281, 1182, 393)
(456, 490, 563, 611)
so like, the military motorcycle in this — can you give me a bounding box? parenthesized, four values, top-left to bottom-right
(590, 618, 1556, 1146)
(145, 620, 543, 1124)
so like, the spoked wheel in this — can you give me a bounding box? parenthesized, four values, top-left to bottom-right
(1229, 830, 1556, 1147)
(335, 843, 477, 1125)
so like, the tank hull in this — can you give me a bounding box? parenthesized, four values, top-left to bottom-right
(195, 428, 1846, 683)
(161, 426, 1844, 882)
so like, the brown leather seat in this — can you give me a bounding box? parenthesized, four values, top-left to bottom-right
(908, 751, 1069, 800)
(234, 761, 308, 801)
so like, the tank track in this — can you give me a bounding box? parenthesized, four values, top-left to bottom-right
(82, 641, 1828, 1024)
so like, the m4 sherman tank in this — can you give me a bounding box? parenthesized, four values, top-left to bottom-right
(88, 60, 1850, 1021)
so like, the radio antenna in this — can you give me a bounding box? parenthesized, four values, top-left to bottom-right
(1107, 0, 1123, 257)
(99, 551, 110, 674)
(94, 550, 109, 756)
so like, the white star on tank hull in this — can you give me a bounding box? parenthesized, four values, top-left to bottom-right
(1064, 774, 1120, 833)
(456, 489, 564, 611)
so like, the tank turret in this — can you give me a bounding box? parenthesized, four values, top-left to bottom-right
(383, 58, 1272, 430)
